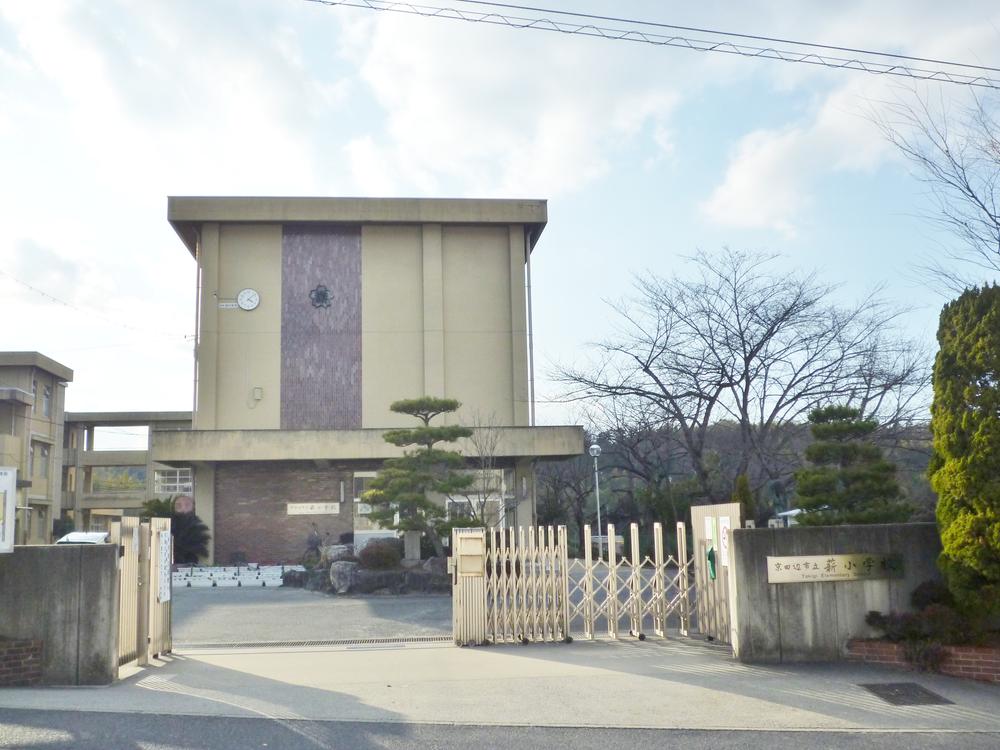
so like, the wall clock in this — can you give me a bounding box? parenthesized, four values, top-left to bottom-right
(237, 288, 260, 311)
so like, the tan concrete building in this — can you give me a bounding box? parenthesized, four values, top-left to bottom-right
(157, 197, 584, 563)
(0, 353, 72, 544)
(62, 411, 192, 532)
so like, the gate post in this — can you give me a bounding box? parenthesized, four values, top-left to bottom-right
(606, 523, 619, 638)
(583, 524, 594, 639)
(558, 525, 570, 641)
(451, 527, 487, 646)
(676, 521, 690, 636)
(653, 522, 665, 637)
(628, 523, 643, 638)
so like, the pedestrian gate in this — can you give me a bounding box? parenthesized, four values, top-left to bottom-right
(109, 517, 172, 668)
(452, 522, 694, 645)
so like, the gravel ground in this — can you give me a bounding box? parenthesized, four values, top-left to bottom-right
(171, 587, 451, 644)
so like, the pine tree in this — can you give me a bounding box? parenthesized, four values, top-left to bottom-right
(794, 406, 910, 525)
(732, 474, 755, 525)
(364, 397, 474, 557)
(930, 285, 1000, 613)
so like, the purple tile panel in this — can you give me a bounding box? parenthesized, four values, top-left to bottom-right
(281, 224, 362, 429)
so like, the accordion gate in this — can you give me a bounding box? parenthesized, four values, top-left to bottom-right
(452, 521, 694, 645)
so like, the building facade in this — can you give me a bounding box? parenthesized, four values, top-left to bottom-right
(155, 197, 584, 563)
(0, 353, 72, 545)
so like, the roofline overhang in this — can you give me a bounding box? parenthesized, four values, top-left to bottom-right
(168, 196, 547, 258)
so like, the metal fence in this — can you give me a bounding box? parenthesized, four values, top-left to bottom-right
(452, 522, 693, 645)
(567, 522, 693, 639)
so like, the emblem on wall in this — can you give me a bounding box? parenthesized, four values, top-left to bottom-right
(309, 285, 332, 308)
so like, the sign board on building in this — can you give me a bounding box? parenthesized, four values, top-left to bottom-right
(158, 531, 172, 603)
(0, 467, 16, 553)
(766, 554, 904, 584)
(718, 516, 732, 567)
(287, 502, 340, 516)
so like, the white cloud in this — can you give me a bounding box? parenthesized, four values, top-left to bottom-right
(339, 13, 679, 197)
(699, 2, 1000, 236)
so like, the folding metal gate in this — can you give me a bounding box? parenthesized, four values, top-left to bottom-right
(109, 517, 172, 668)
(452, 522, 694, 645)
(567, 522, 693, 639)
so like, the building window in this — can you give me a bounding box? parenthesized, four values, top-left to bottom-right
(42, 385, 52, 417)
(353, 472, 377, 501)
(154, 468, 193, 494)
(38, 445, 49, 478)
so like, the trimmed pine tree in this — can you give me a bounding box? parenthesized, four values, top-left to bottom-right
(363, 397, 474, 558)
(794, 406, 910, 526)
(930, 285, 1000, 614)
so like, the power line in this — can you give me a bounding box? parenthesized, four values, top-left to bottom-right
(305, 0, 1000, 90)
(0, 269, 191, 340)
(450, 0, 1000, 74)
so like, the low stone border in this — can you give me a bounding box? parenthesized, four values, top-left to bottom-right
(0, 638, 43, 687)
(847, 638, 1000, 683)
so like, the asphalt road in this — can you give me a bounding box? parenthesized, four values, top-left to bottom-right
(172, 587, 452, 644)
(1, 709, 996, 750)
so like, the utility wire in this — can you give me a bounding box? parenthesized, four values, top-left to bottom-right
(0, 269, 191, 340)
(450, 0, 1000, 74)
(304, 0, 1000, 90)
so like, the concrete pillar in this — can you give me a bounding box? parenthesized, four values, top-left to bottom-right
(508, 226, 529, 426)
(421, 224, 445, 399)
(193, 463, 216, 564)
(403, 530, 421, 561)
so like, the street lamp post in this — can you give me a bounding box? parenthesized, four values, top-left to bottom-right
(589, 444, 603, 560)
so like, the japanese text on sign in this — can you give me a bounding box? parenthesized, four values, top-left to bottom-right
(766, 554, 903, 583)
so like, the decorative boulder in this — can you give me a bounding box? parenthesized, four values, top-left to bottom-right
(422, 557, 447, 575)
(329, 561, 360, 594)
(321, 544, 354, 564)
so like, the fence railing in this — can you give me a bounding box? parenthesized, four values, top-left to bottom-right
(567, 522, 693, 639)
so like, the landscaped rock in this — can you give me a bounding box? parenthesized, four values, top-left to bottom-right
(422, 556, 447, 575)
(329, 561, 360, 593)
(321, 544, 354, 563)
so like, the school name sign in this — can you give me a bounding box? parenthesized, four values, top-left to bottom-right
(766, 554, 904, 584)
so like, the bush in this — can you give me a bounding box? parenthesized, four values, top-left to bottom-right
(911, 580, 955, 611)
(358, 539, 402, 570)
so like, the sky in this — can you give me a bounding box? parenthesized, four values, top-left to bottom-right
(1, 0, 998, 449)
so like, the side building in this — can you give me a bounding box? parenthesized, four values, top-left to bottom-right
(0, 352, 72, 544)
(154, 197, 584, 564)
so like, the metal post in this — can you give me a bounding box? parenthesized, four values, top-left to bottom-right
(592, 452, 603, 561)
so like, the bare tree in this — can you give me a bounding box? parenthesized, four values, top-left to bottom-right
(558, 250, 926, 500)
(584, 396, 690, 527)
(874, 92, 1000, 291)
(465, 410, 505, 528)
(536, 454, 594, 554)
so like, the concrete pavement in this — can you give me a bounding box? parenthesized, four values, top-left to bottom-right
(1, 637, 997, 733)
(172, 588, 451, 644)
(2, 710, 998, 750)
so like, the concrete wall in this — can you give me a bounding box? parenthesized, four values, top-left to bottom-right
(728, 523, 941, 663)
(0, 544, 118, 685)
(192, 217, 533, 433)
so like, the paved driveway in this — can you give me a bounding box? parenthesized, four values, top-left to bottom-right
(172, 587, 451, 645)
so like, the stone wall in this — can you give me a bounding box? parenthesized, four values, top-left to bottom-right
(214, 461, 356, 564)
(728, 523, 941, 663)
(0, 545, 117, 685)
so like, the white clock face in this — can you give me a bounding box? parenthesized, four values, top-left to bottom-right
(236, 288, 260, 311)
